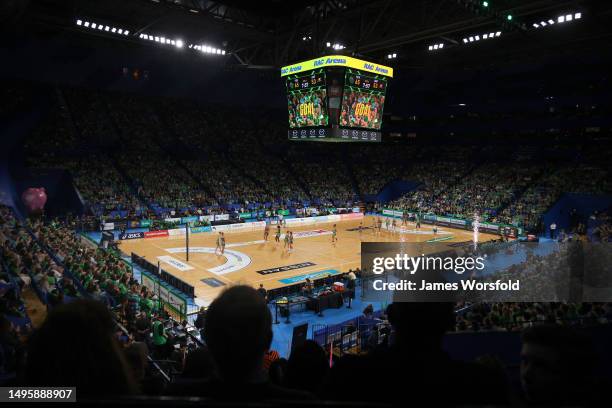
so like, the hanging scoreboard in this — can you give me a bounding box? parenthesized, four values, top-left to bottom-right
(282, 55, 393, 142)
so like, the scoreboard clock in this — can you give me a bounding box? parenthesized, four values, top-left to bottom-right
(282, 55, 393, 143)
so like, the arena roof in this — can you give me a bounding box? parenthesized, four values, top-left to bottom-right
(6, 0, 612, 72)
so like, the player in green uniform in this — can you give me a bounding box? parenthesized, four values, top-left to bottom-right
(332, 224, 338, 244)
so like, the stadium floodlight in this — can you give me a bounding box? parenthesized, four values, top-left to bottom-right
(91, 23, 97, 29)
(533, 23, 539, 28)
(433, 44, 438, 49)
(475, 35, 480, 41)
(506, 14, 513, 21)
(469, 36, 474, 42)
(566, 14, 573, 21)
(540, 21, 547, 26)
(98, 25, 103, 30)
(124, 30, 129, 35)
(154, 36, 159, 42)
(104, 26, 109, 31)
(548, 19, 554, 24)
(483, 34, 488, 39)
(392, 53, 397, 57)
(188, 44, 193, 48)
(482, 1, 488, 7)
(117, 28, 123, 34)
(575, 12, 581, 19)
(222, 50, 226, 55)
(428, 46, 433, 51)
(438, 44, 443, 49)
(176, 39, 183, 48)
(463, 38, 468, 43)
(489, 32, 495, 37)
(84, 21, 90, 27)
(495, 31, 501, 36)
(76, 19, 82, 25)
(558, 15, 565, 23)
(112, 28, 117, 33)
(326, 42, 331, 47)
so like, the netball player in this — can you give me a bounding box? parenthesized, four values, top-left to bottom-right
(275, 223, 281, 243)
(263, 222, 270, 241)
(332, 224, 338, 244)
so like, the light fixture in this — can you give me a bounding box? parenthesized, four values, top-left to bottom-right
(76, 19, 82, 25)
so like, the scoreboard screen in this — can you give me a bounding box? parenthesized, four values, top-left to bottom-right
(281, 56, 393, 142)
(286, 69, 328, 128)
(340, 69, 387, 130)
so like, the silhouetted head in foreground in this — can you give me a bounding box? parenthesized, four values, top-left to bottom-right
(204, 285, 273, 382)
(386, 302, 455, 348)
(521, 324, 596, 405)
(25, 299, 136, 396)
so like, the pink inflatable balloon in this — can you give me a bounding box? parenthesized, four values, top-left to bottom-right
(22, 187, 47, 213)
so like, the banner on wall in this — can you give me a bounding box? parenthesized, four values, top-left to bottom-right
(144, 230, 169, 238)
(120, 231, 145, 240)
(140, 219, 152, 227)
(190, 226, 212, 234)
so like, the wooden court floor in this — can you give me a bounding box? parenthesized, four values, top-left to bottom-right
(119, 216, 499, 306)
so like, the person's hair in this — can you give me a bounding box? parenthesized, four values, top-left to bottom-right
(25, 299, 137, 396)
(204, 285, 272, 381)
(285, 340, 329, 393)
(182, 346, 216, 379)
(386, 302, 455, 344)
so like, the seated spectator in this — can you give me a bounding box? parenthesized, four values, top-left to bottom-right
(520, 324, 601, 405)
(284, 340, 329, 395)
(24, 299, 137, 396)
(325, 302, 509, 404)
(201, 285, 314, 400)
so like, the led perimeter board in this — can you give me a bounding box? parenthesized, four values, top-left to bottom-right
(282, 55, 393, 142)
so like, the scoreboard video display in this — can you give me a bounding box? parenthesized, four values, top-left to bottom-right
(281, 55, 393, 142)
(340, 69, 387, 130)
(286, 69, 328, 128)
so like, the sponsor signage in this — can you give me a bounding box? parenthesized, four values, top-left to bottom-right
(144, 230, 169, 238)
(257, 262, 316, 275)
(279, 269, 340, 284)
(139, 219, 152, 227)
(190, 226, 212, 234)
(119, 231, 145, 240)
(201, 277, 226, 288)
(181, 216, 198, 224)
(157, 255, 194, 271)
(281, 55, 393, 78)
(340, 212, 364, 221)
(168, 228, 187, 236)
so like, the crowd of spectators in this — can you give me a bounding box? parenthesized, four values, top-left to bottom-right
(16, 84, 610, 233)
